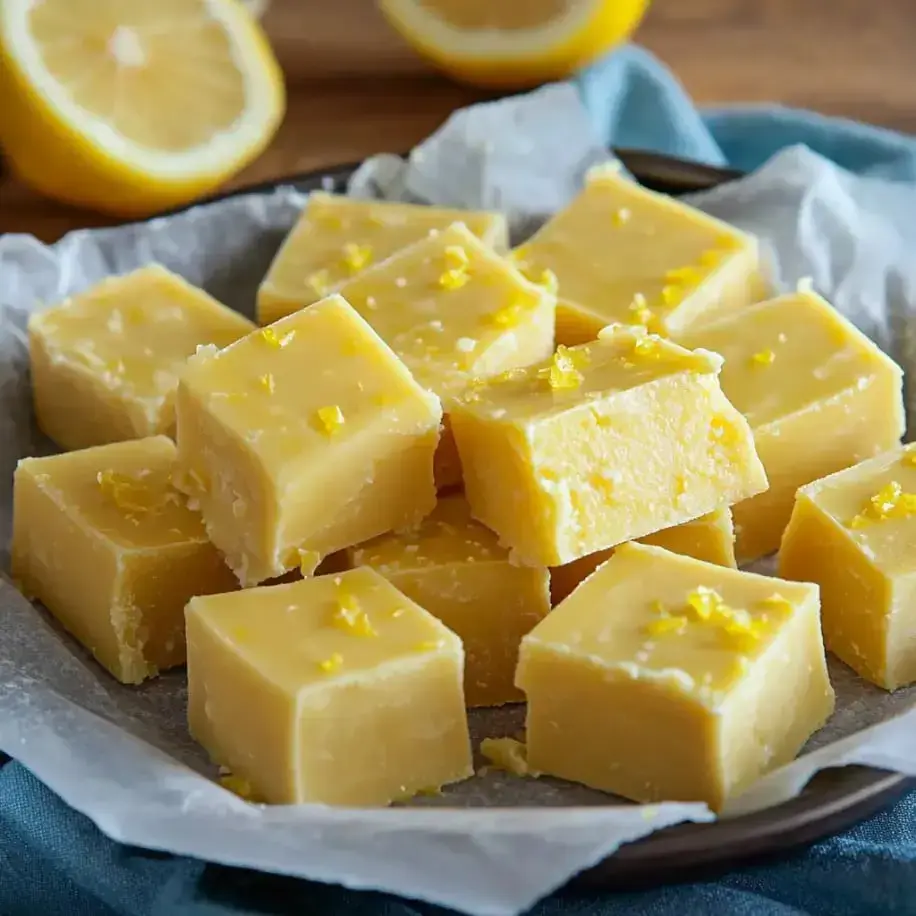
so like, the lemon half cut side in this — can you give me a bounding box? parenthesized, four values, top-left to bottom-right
(0, 0, 285, 217)
(379, 0, 650, 89)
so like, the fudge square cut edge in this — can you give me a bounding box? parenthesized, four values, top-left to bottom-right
(186, 567, 473, 805)
(450, 328, 768, 567)
(28, 263, 254, 452)
(779, 443, 916, 690)
(517, 542, 835, 811)
(257, 192, 510, 325)
(550, 506, 737, 606)
(173, 294, 442, 586)
(513, 164, 765, 346)
(677, 286, 905, 563)
(11, 436, 237, 684)
(346, 493, 551, 707)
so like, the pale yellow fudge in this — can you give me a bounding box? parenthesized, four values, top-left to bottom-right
(173, 294, 442, 586)
(332, 222, 556, 489)
(257, 192, 509, 325)
(780, 443, 916, 690)
(450, 328, 767, 567)
(679, 288, 904, 563)
(518, 542, 834, 810)
(550, 507, 736, 605)
(346, 494, 551, 706)
(186, 567, 473, 805)
(29, 265, 254, 451)
(11, 436, 237, 684)
(514, 165, 765, 345)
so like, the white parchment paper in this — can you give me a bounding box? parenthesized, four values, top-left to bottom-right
(3, 82, 916, 915)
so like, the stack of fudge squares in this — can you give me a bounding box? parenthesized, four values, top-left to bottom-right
(13, 166, 911, 813)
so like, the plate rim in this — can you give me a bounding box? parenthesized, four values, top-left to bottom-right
(151, 151, 914, 886)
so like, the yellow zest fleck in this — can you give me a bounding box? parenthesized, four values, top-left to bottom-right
(316, 405, 345, 436)
(699, 249, 723, 267)
(414, 639, 445, 652)
(665, 266, 702, 285)
(479, 738, 536, 777)
(489, 302, 523, 328)
(646, 615, 688, 637)
(685, 585, 726, 621)
(332, 590, 378, 638)
(589, 472, 615, 495)
(341, 243, 373, 273)
(536, 268, 559, 294)
(902, 452, 916, 468)
(318, 652, 344, 673)
(219, 774, 256, 800)
(444, 245, 469, 269)
(538, 345, 586, 390)
(97, 470, 157, 515)
(632, 335, 664, 359)
(710, 415, 739, 447)
(660, 285, 682, 307)
(612, 207, 631, 226)
(750, 349, 776, 367)
(848, 481, 916, 529)
(316, 209, 344, 229)
(260, 327, 296, 348)
(629, 292, 653, 326)
(258, 372, 275, 394)
(715, 233, 738, 250)
(307, 269, 331, 295)
(372, 392, 395, 408)
(439, 267, 469, 290)
(298, 548, 320, 576)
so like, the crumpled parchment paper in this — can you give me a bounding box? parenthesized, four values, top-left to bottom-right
(3, 83, 916, 916)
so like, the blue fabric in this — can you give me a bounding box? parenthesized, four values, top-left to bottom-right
(577, 45, 916, 181)
(6, 44, 916, 916)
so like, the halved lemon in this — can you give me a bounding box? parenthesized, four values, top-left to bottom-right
(379, 0, 650, 89)
(0, 0, 285, 217)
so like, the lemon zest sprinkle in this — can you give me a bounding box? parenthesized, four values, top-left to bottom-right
(341, 243, 373, 273)
(317, 652, 344, 673)
(316, 404, 346, 436)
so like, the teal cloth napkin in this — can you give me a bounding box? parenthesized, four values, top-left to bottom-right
(4, 44, 916, 916)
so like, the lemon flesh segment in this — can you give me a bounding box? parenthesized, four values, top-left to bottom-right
(0, 0, 285, 217)
(379, 0, 650, 88)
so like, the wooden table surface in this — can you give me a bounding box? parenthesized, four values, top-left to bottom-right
(2, 0, 915, 243)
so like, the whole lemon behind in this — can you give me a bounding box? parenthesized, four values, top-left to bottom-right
(379, 0, 650, 89)
(0, 0, 285, 218)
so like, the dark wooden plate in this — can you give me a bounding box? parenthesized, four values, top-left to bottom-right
(166, 149, 912, 890)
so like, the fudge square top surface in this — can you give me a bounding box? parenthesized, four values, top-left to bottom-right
(456, 327, 729, 420)
(677, 287, 904, 430)
(797, 443, 916, 577)
(257, 192, 509, 322)
(526, 541, 820, 707)
(29, 264, 254, 410)
(512, 164, 757, 335)
(177, 294, 442, 487)
(17, 436, 209, 551)
(186, 567, 462, 694)
(349, 492, 508, 572)
(333, 222, 556, 400)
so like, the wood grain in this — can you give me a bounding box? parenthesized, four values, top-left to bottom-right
(3, 0, 915, 242)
